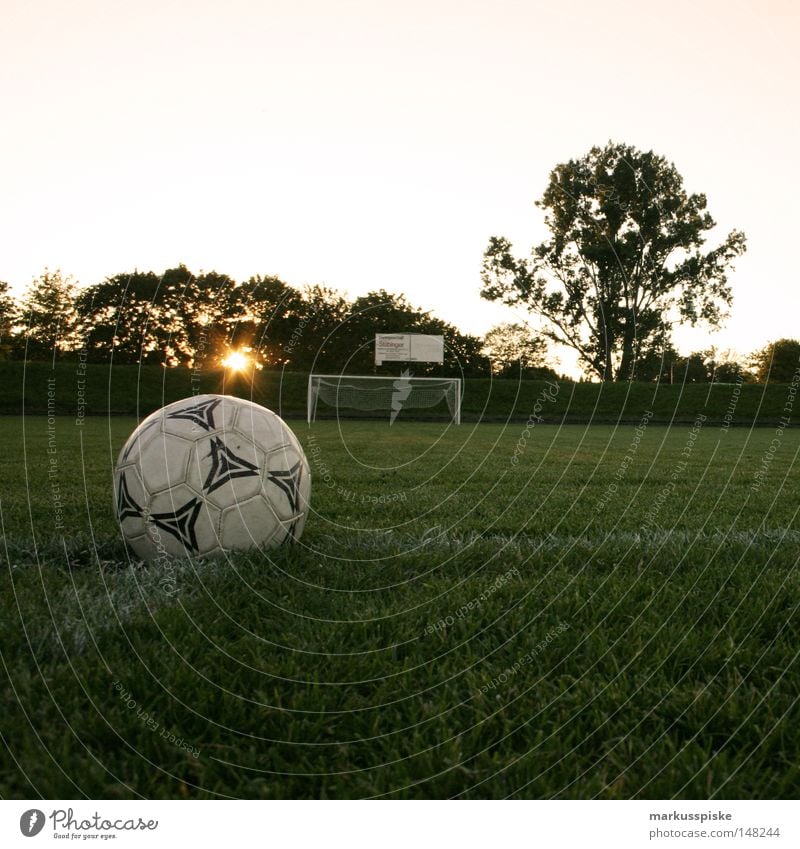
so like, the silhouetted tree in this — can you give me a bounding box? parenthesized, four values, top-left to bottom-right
(319, 290, 488, 376)
(481, 142, 746, 381)
(0, 281, 17, 359)
(482, 323, 555, 378)
(16, 269, 78, 359)
(750, 339, 800, 383)
(72, 268, 489, 375)
(653, 348, 751, 384)
(707, 349, 750, 383)
(291, 285, 351, 372)
(222, 275, 307, 367)
(631, 343, 681, 382)
(75, 266, 238, 365)
(676, 352, 712, 383)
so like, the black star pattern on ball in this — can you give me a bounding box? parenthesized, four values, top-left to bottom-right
(202, 436, 260, 495)
(148, 497, 204, 554)
(267, 460, 304, 514)
(116, 472, 143, 522)
(166, 397, 221, 432)
(284, 516, 302, 545)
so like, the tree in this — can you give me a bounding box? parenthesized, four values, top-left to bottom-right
(0, 281, 17, 359)
(481, 142, 746, 381)
(630, 342, 680, 383)
(76, 270, 163, 364)
(676, 351, 713, 383)
(290, 285, 352, 372)
(171, 268, 237, 368)
(635, 346, 750, 384)
(71, 268, 490, 375)
(482, 323, 555, 378)
(75, 266, 239, 365)
(347, 290, 489, 376)
(751, 339, 800, 383)
(704, 348, 750, 383)
(221, 275, 306, 368)
(17, 269, 78, 358)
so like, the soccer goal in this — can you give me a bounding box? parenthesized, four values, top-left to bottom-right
(307, 374, 462, 424)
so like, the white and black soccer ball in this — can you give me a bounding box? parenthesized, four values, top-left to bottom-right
(114, 394, 311, 560)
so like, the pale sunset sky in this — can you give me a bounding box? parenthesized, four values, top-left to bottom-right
(1, 0, 797, 371)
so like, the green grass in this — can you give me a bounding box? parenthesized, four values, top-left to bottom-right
(1, 414, 799, 798)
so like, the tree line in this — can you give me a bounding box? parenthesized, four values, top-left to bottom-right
(0, 268, 498, 376)
(0, 140, 794, 383)
(0, 267, 795, 382)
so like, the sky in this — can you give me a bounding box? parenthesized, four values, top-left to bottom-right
(1, 0, 798, 372)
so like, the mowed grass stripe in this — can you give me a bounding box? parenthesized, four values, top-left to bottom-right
(0, 418, 798, 798)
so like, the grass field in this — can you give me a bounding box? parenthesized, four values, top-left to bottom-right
(1, 413, 799, 798)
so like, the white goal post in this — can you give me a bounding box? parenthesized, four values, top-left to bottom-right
(307, 374, 462, 425)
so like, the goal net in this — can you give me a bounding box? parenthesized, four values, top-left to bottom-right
(308, 374, 462, 424)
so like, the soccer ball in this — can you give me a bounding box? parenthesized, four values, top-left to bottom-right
(114, 394, 311, 560)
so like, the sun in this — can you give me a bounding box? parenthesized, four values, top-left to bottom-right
(221, 350, 251, 372)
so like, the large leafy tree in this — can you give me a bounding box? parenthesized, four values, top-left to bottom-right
(481, 142, 746, 381)
(223, 275, 309, 368)
(17, 269, 79, 358)
(750, 338, 800, 383)
(75, 266, 238, 365)
(76, 270, 166, 364)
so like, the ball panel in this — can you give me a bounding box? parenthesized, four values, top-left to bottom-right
(235, 402, 293, 450)
(129, 431, 192, 496)
(219, 496, 283, 551)
(117, 414, 163, 468)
